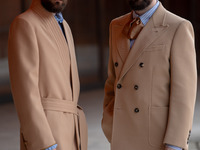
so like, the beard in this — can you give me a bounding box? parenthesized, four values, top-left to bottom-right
(41, 0, 67, 13)
(129, 0, 152, 11)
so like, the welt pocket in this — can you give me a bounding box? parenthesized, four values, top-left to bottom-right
(151, 106, 169, 109)
(41, 97, 71, 101)
(144, 44, 165, 52)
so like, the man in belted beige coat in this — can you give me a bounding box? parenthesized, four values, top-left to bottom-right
(8, 0, 87, 150)
(102, 0, 197, 150)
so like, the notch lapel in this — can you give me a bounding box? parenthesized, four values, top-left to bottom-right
(119, 3, 169, 80)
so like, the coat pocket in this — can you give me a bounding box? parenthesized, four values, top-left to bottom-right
(20, 132, 28, 150)
(149, 106, 169, 148)
(102, 98, 115, 143)
(144, 44, 165, 52)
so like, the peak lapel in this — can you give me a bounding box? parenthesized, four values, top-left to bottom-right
(114, 25, 130, 63)
(114, 13, 132, 63)
(119, 3, 169, 80)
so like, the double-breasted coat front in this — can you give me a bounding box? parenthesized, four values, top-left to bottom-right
(8, 0, 87, 150)
(102, 3, 197, 150)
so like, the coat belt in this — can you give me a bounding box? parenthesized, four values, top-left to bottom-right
(41, 98, 78, 114)
(41, 98, 88, 150)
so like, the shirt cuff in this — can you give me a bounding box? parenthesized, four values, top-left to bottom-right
(166, 144, 182, 150)
(45, 144, 57, 150)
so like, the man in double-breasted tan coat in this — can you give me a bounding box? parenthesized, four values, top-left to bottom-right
(102, 0, 197, 150)
(8, 0, 87, 150)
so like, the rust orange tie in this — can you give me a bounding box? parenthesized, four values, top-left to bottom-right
(123, 17, 144, 40)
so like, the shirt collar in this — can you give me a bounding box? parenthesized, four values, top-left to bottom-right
(54, 12, 64, 23)
(133, 1, 160, 26)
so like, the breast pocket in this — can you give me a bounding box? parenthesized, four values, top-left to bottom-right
(144, 44, 165, 52)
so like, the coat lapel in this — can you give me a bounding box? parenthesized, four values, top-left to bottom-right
(63, 22, 80, 102)
(31, 2, 80, 102)
(31, 1, 70, 76)
(114, 13, 132, 63)
(119, 3, 169, 80)
(114, 26, 130, 63)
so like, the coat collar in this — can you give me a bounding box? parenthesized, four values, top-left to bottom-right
(114, 3, 169, 80)
(30, 0, 80, 102)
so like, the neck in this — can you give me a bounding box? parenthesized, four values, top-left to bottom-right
(135, 0, 157, 16)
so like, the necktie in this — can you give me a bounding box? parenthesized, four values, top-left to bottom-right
(55, 13, 66, 38)
(123, 17, 144, 40)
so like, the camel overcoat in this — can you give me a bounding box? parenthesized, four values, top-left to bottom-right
(8, 0, 87, 150)
(102, 3, 197, 150)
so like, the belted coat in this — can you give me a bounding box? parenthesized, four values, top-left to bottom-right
(8, 0, 87, 150)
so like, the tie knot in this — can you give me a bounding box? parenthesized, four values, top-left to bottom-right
(55, 13, 64, 23)
(123, 17, 144, 40)
(131, 17, 141, 25)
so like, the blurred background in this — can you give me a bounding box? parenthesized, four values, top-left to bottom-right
(0, 0, 200, 149)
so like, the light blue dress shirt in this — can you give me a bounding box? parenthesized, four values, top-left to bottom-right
(55, 12, 64, 25)
(45, 144, 57, 150)
(130, 0, 160, 48)
(130, 1, 181, 150)
(55, 12, 66, 36)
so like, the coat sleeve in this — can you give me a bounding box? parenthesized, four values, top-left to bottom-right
(163, 20, 197, 149)
(101, 21, 116, 143)
(8, 17, 56, 150)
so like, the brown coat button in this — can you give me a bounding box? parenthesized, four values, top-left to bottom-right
(115, 62, 118, 67)
(117, 84, 122, 89)
(134, 85, 139, 90)
(134, 108, 139, 113)
(139, 62, 144, 68)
